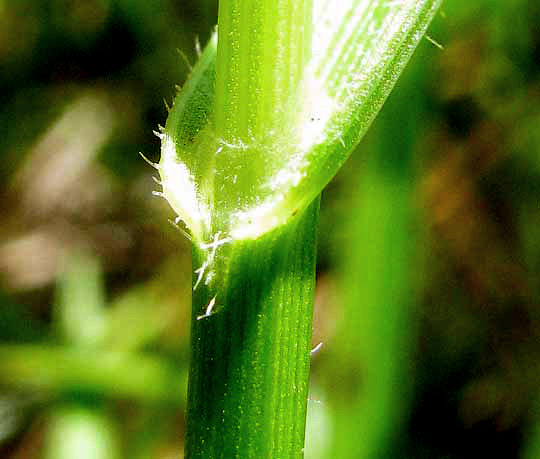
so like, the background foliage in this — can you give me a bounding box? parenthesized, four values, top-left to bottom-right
(0, 1, 539, 457)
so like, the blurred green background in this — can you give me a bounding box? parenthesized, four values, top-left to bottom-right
(1, 1, 539, 457)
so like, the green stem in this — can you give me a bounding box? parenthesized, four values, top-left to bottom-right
(328, 51, 427, 457)
(186, 197, 319, 458)
(185, 2, 318, 455)
(214, 0, 312, 141)
(159, 1, 441, 242)
(158, 1, 441, 456)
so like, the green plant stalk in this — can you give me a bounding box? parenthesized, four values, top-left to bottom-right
(523, 397, 540, 459)
(186, 197, 319, 458)
(158, 1, 441, 456)
(214, 0, 311, 141)
(159, 0, 441, 243)
(180, 1, 318, 457)
(329, 60, 425, 457)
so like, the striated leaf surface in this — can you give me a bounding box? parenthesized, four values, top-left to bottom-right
(158, 0, 441, 245)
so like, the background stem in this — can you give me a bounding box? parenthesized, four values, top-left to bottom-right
(186, 197, 320, 458)
(325, 47, 429, 458)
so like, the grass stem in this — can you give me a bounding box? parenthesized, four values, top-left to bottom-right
(186, 198, 319, 458)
